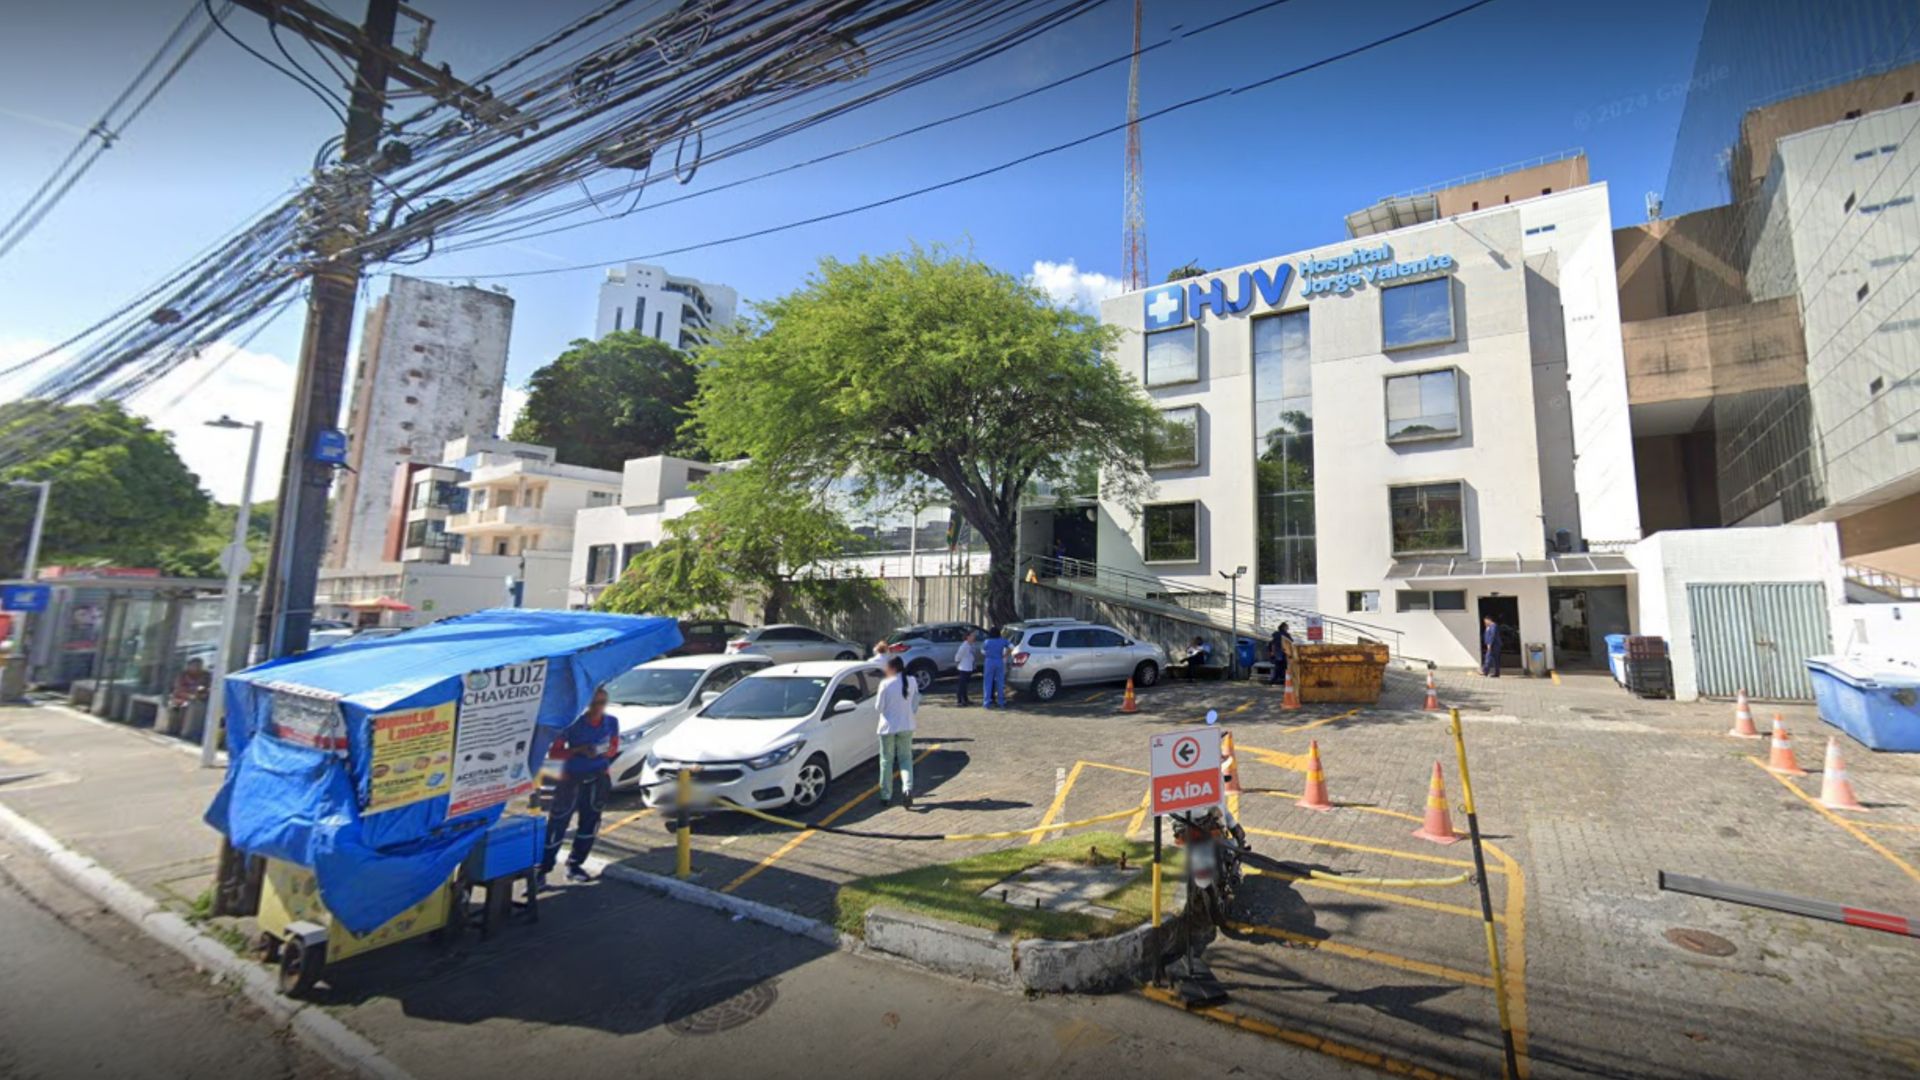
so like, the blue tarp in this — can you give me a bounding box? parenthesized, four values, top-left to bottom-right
(205, 609, 680, 933)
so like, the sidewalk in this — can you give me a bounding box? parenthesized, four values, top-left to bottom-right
(0, 700, 1365, 1080)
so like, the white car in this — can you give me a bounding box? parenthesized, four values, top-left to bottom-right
(724, 624, 867, 664)
(600, 653, 771, 789)
(639, 660, 886, 812)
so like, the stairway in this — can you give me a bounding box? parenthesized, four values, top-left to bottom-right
(1844, 562, 1920, 602)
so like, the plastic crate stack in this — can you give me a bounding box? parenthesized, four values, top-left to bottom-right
(1623, 636, 1673, 699)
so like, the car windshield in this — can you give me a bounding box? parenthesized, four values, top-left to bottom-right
(604, 667, 701, 707)
(703, 676, 829, 720)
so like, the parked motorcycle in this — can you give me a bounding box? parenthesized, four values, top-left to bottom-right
(1171, 805, 1244, 930)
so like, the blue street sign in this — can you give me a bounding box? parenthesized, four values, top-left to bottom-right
(312, 428, 349, 465)
(2, 584, 52, 613)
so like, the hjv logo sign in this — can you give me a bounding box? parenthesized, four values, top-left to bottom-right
(1142, 264, 1293, 331)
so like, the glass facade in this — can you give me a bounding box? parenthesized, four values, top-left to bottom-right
(1385, 369, 1461, 441)
(1145, 327, 1199, 386)
(1254, 311, 1314, 585)
(1380, 277, 1456, 351)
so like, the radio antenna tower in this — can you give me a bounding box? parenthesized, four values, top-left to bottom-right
(1123, 0, 1147, 291)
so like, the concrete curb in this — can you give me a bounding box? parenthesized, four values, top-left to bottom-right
(592, 860, 850, 950)
(862, 903, 1180, 993)
(0, 802, 413, 1080)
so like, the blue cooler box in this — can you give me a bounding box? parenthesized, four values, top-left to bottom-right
(1605, 634, 1629, 685)
(476, 813, 544, 880)
(1805, 655, 1920, 752)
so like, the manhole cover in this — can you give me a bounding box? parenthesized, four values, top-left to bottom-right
(1665, 927, 1737, 957)
(666, 978, 779, 1035)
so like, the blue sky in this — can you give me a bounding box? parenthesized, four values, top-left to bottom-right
(0, 0, 1714, 498)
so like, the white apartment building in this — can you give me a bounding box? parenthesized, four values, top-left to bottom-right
(1097, 183, 1641, 669)
(326, 276, 513, 572)
(569, 454, 725, 608)
(595, 262, 739, 350)
(444, 438, 623, 610)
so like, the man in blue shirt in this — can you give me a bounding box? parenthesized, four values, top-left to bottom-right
(542, 687, 620, 883)
(1480, 617, 1503, 678)
(980, 627, 1011, 708)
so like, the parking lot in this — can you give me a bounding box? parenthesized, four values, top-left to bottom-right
(592, 666, 1920, 1079)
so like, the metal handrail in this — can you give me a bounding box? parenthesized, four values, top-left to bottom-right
(1028, 554, 1403, 657)
(1845, 563, 1920, 601)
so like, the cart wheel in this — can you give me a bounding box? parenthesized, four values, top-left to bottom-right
(256, 932, 281, 964)
(278, 937, 325, 998)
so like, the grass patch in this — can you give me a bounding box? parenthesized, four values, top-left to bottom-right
(833, 831, 1184, 942)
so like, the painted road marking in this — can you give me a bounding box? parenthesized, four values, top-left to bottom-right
(1084, 691, 1107, 703)
(1230, 921, 1495, 989)
(601, 808, 653, 837)
(721, 743, 942, 893)
(1243, 825, 1489, 873)
(1138, 985, 1456, 1080)
(1246, 865, 1504, 923)
(1748, 757, 1920, 886)
(1232, 701, 1254, 714)
(1030, 761, 1087, 845)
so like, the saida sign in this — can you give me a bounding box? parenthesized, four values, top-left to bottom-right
(1142, 243, 1455, 328)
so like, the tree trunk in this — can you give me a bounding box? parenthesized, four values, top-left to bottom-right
(982, 523, 1020, 629)
(761, 580, 788, 625)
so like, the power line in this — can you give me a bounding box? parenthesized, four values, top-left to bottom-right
(202, 0, 348, 125)
(439, 0, 1501, 280)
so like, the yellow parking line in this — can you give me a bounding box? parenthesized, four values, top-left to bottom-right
(1083, 690, 1107, 702)
(1549, 670, 1561, 686)
(1083, 760, 1149, 777)
(1138, 985, 1456, 1080)
(1748, 757, 1920, 886)
(601, 808, 653, 837)
(1231, 701, 1254, 714)
(1230, 922, 1494, 989)
(1283, 707, 1362, 734)
(1125, 789, 1152, 838)
(1029, 760, 1087, 845)
(1246, 866, 1502, 923)
(1858, 820, 1920, 833)
(1242, 824, 1493, 873)
(721, 743, 942, 893)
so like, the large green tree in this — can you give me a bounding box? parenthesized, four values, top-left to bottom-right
(509, 331, 699, 470)
(0, 401, 211, 575)
(594, 463, 873, 624)
(690, 246, 1163, 626)
(156, 499, 277, 581)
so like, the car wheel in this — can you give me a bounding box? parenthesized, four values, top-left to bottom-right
(1134, 660, 1160, 688)
(791, 754, 831, 810)
(1032, 671, 1061, 702)
(909, 661, 937, 691)
(835, 651, 859, 661)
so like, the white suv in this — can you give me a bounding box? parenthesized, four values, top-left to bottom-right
(1005, 619, 1167, 702)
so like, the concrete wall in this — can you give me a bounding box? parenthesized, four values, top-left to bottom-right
(1432, 156, 1591, 217)
(1628, 523, 1844, 700)
(328, 277, 513, 572)
(1829, 601, 1920, 657)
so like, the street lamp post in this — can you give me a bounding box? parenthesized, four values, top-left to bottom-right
(2, 480, 52, 701)
(1219, 565, 1247, 680)
(202, 416, 263, 767)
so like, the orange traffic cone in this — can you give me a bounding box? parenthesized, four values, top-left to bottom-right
(1298, 740, 1333, 811)
(1727, 690, 1761, 738)
(1220, 732, 1242, 796)
(1281, 668, 1302, 711)
(1818, 737, 1869, 812)
(1765, 715, 1807, 777)
(1423, 669, 1441, 712)
(1120, 677, 1139, 713)
(1411, 761, 1461, 845)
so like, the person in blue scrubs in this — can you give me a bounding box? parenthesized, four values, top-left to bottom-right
(980, 626, 1011, 708)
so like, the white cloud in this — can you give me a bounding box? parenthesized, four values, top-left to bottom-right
(1028, 259, 1125, 314)
(498, 383, 529, 438)
(130, 345, 298, 505)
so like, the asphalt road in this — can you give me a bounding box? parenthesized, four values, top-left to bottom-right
(0, 829, 339, 1080)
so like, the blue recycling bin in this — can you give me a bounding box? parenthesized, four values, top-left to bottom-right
(1236, 637, 1258, 672)
(1605, 634, 1629, 685)
(1805, 656, 1920, 752)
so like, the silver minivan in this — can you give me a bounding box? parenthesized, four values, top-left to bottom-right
(1005, 619, 1168, 702)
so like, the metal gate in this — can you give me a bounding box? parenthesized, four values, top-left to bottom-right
(1686, 582, 1830, 700)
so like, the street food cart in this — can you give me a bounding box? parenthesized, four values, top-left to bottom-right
(205, 609, 680, 994)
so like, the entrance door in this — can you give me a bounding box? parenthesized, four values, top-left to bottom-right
(1051, 508, 1096, 564)
(1477, 596, 1521, 671)
(1686, 582, 1830, 700)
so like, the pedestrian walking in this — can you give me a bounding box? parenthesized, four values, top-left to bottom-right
(1480, 616, 1502, 678)
(981, 625, 1011, 708)
(1267, 623, 1293, 686)
(877, 656, 919, 808)
(542, 687, 619, 883)
(954, 630, 977, 706)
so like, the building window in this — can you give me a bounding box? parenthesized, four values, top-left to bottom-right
(1390, 481, 1467, 555)
(1142, 502, 1199, 564)
(687, 467, 711, 485)
(614, 305, 624, 331)
(1396, 589, 1468, 613)
(1346, 590, 1380, 613)
(1148, 406, 1201, 469)
(404, 519, 456, 552)
(1144, 327, 1199, 387)
(586, 544, 618, 584)
(587, 490, 617, 507)
(620, 541, 653, 574)
(1844, 192, 1857, 212)
(1385, 369, 1462, 442)
(1254, 310, 1315, 585)
(1381, 277, 1456, 351)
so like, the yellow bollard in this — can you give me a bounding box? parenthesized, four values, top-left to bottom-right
(1450, 707, 1520, 1080)
(1150, 814, 1162, 928)
(674, 768, 693, 880)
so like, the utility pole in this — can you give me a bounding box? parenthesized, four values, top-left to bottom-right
(1, 480, 51, 701)
(231, 0, 501, 660)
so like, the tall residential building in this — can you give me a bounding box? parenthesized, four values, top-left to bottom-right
(325, 276, 514, 573)
(594, 262, 738, 350)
